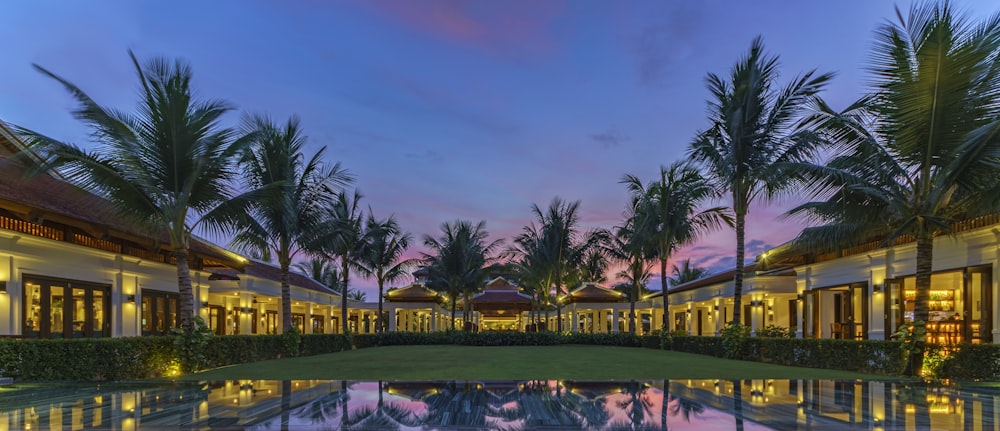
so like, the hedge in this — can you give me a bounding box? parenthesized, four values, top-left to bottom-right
(8, 331, 997, 381)
(937, 344, 1000, 380)
(662, 335, 905, 375)
(0, 333, 352, 381)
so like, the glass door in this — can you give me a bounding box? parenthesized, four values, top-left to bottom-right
(965, 266, 992, 344)
(884, 279, 904, 340)
(22, 276, 110, 338)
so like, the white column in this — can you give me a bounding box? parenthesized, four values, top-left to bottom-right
(714, 304, 722, 336)
(612, 309, 621, 333)
(388, 306, 397, 332)
(685, 308, 693, 335)
(571, 303, 579, 333)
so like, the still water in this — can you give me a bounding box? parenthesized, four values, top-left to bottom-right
(0, 379, 995, 430)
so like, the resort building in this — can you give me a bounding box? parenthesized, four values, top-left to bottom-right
(658, 266, 798, 337)
(664, 216, 1000, 343)
(0, 121, 376, 339)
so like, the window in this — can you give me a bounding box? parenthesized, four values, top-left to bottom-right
(23, 275, 110, 339)
(141, 290, 179, 336)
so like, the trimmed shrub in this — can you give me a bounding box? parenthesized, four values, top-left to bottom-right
(639, 335, 661, 349)
(938, 344, 1000, 380)
(0, 337, 175, 381)
(669, 336, 726, 357)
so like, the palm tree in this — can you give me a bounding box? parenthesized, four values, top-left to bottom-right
(423, 220, 502, 330)
(787, 3, 1000, 375)
(315, 189, 368, 334)
(622, 161, 731, 327)
(666, 259, 709, 287)
(347, 290, 367, 302)
(604, 220, 655, 335)
(507, 225, 554, 331)
(357, 214, 416, 332)
(566, 248, 610, 287)
(295, 258, 342, 291)
(688, 37, 832, 326)
(231, 114, 350, 333)
(526, 198, 593, 332)
(17, 51, 259, 329)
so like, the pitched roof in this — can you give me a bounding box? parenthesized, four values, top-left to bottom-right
(561, 282, 625, 304)
(385, 282, 441, 303)
(0, 119, 246, 270)
(211, 259, 339, 296)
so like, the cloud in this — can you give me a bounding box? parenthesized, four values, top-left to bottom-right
(632, 3, 704, 86)
(590, 128, 629, 149)
(745, 239, 773, 256)
(358, 0, 565, 59)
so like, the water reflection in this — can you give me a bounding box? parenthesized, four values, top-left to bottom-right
(0, 378, 995, 430)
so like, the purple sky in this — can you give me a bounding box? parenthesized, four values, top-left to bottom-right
(2, 1, 997, 296)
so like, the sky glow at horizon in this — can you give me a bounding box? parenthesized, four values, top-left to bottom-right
(1, 1, 997, 295)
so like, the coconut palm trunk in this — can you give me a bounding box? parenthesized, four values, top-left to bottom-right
(660, 258, 669, 329)
(909, 234, 933, 375)
(280, 257, 292, 333)
(732, 207, 746, 326)
(340, 263, 350, 334)
(629, 283, 638, 335)
(174, 247, 195, 330)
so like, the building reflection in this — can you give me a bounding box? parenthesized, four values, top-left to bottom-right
(0, 378, 995, 430)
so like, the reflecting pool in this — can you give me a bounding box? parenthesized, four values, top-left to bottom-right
(0, 379, 995, 430)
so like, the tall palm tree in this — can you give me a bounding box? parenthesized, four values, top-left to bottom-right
(357, 213, 417, 333)
(316, 189, 368, 334)
(527, 198, 593, 332)
(423, 220, 502, 330)
(231, 114, 350, 333)
(604, 220, 655, 335)
(788, 3, 1000, 375)
(295, 258, 342, 291)
(507, 225, 554, 331)
(666, 259, 709, 287)
(622, 161, 731, 327)
(17, 51, 259, 329)
(688, 37, 832, 326)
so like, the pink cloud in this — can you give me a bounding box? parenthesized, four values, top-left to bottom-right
(357, 0, 566, 58)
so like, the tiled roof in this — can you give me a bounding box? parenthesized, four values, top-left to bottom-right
(212, 261, 339, 296)
(385, 282, 441, 302)
(0, 120, 245, 270)
(561, 282, 625, 304)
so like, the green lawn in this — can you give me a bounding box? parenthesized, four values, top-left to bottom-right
(184, 345, 895, 381)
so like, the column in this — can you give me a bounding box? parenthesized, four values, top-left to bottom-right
(388, 306, 397, 332)
(685, 308, 693, 335)
(612, 309, 621, 333)
(714, 304, 722, 336)
(597, 309, 606, 333)
(430, 308, 437, 332)
(571, 303, 579, 333)
(305, 302, 314, 334)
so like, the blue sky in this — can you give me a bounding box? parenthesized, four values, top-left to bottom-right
(2, 1, 997, 295)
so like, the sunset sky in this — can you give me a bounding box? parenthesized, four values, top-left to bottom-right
(2, 1, 997, 295)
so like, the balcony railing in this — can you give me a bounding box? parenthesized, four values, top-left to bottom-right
(0, 214, 170, 264)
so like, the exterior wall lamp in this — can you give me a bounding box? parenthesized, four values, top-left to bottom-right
(0, 281, 6, 294)
(872, 283, 884, 294)
(126, 294, 136, 303)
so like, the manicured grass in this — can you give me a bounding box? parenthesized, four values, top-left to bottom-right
(184, 345, 895, 381)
